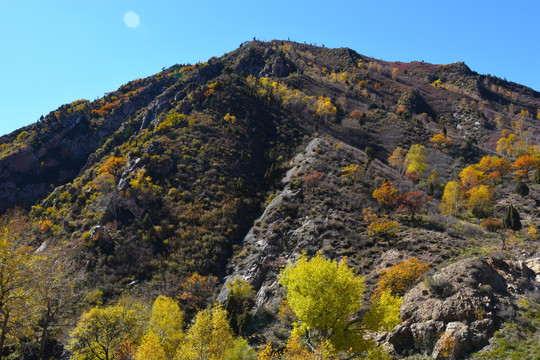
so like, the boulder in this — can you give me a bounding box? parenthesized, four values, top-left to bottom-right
(389, 257, 537, 358)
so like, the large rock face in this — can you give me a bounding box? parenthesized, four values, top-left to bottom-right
(388, 257, 537, 359)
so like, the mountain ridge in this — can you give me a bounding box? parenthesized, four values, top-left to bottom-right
(0, 40, 539, 358)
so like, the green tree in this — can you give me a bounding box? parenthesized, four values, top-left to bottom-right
(503, 205, 522, 233)
(515, 181, 530, 197)
(225, 278, 255, 336)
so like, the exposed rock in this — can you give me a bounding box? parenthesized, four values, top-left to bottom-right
(388, 257, 538, 358)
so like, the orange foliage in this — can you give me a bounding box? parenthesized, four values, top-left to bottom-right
(302, 171, 323, 189)
(372, 181, 399, 209)
(374, 258, 431, 298)
(177, 273, 218, 313)
(430, 133, 452, 148)
(349, 110, 363, 118)
(98, 156, 126, 178)
(40, 220, 53, 233)
(396, 191, 431, 221)
(513, 154, 538, 180)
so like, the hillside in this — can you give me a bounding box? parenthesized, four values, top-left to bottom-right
(0, 40, 539, 359)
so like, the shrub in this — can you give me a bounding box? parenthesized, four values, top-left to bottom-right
(481, 219, 503, 232)
(515, 181, 529, 197)
(423, 274, 453, 297)
(374, 258, 431, 298)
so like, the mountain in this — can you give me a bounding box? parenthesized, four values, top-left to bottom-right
(1, 40, 539, 359)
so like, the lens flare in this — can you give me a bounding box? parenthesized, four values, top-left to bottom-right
(124, 11, 140, 28)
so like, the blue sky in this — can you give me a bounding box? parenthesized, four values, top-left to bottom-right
(1, 0, 539, 136)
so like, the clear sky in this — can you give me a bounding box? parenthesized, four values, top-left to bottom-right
(1, 0, 539, 137)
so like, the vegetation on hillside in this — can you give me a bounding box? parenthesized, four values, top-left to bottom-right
(0, 40, 539, 358)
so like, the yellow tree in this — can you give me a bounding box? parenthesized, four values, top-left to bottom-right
(32, 249, 78, 360)
(430, 133, 452, 149)
(315, 97, 337, 122)
(136, 332, 167, 360)
(440, 181, 462, 216)
(373, 258, 431, 298)
(459, 165, 486, 191)
(0, 218, 36, 355)
(388, 146, 407, 175)
(178, 304, 235, 360)
(280, 252, 397, 356)
(405, 144, 428, 180)
(67, 305, 143, 360)
(147, 296, 184, 359)
(466, 185, 493, 218)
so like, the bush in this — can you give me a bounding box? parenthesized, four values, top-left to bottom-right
(515, 181, 529, 197)
(423, 274, 453, 297)
(481, 219, 503, 232)
(534, 168, 540, 184)
(374, 258, 431, 298)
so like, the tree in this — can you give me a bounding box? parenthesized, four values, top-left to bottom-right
(0, 218, 36, 356)
(459, 165, 486, 191)
(515, 181, 530, 197)
(279, 252, 365, 351)
(466, 185, 494, 218)
(135, 332, 166, 360)
(67, 305, 142, 360)
(405, 144, 428, 180)
(225, 278, 255, 336)
(147, 296, 183, 359)
(363, 291, 402, 333)
(177, 274, 217, 319)
(363, 208, 399, 238)
(430, 133, 452, 149)
(397, 191, 431, 221)
(440, 181, 461, 216)
(279, 252, 395, 357)
(365, 146, 376, 168)
(32, 250, 78, 360)
(388, 146, 407, 175)
(503, 205, 522, 234)
(178, 304, 235, 360)
(224, 338, 257, 360)
(373, 258, 431, 298)
(372, 181, 398, 210)
(315, 97, 337, 122)
(513, 154, 538, 181)
(535, 168, 540, 184)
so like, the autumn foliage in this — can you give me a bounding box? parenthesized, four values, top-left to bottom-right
(374, 258, 431, 298)
(397, 191, 431, 221)
(372, 181, 399, 210)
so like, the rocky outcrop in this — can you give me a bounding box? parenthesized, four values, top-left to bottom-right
(388, 257, 537, 359)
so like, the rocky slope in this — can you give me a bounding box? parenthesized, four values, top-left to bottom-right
(1, 40, 540, 358)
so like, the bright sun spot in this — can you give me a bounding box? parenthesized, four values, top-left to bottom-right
(124, 11, 140, 28)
